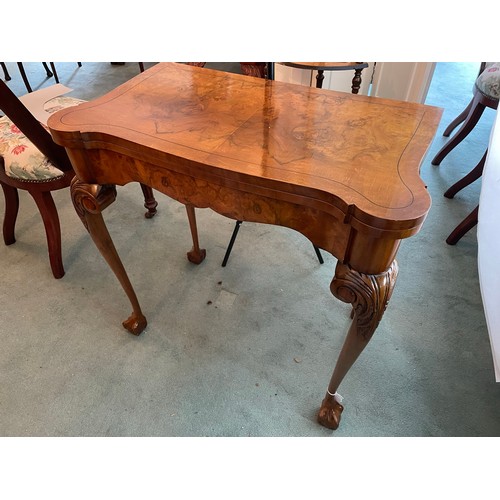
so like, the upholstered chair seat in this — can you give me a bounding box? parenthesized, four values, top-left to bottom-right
(475, 63, 500, 99)
(0, 96, 84, 181)
(1, 81, 158, 278)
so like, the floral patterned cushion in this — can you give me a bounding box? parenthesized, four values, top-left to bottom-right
(0, 95, 84, 181)
(475, 62, 500, 99)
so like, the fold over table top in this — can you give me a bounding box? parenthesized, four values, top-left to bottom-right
(48, 62, 442, 235)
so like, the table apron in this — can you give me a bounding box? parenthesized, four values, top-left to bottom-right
(68, 147, 404, 274)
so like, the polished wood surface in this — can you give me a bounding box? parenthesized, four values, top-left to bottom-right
(48, 62, 442, 429)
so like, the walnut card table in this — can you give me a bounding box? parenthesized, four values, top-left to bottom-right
(48, 62, 442, 430)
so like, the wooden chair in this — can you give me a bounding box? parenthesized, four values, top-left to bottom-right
(444, 150, 486, 245)
(432, 63, 498, 166)
(1, 63, 83, 93)
(0, 80, 157, 278)
(16, 63, 75, 93)
(1, 62, 11, 81)
(432, 62, 499, 244)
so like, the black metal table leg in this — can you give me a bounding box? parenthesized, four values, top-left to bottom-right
(221, 220, 243, 267)
(313, 245, 324, 264)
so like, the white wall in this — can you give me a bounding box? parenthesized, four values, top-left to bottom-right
(370, 62, 436, 103)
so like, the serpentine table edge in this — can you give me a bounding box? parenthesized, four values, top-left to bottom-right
(47, 62, 443, 430)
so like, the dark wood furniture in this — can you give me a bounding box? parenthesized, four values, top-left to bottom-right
(48, 62, 442, 429)
(444, 150, 487, 245)
(431, 85, 496, 167)
(432, 62, 499, 244)
(1, 62, 11, 81)
(431, 63, 494, 165)
(0, 80, 157, 278)
(15, 63, 83, 93)
(279, 62, 369, 93)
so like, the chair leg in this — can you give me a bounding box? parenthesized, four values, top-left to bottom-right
(313, 244, 324, 264)
(446, 205, 479, 245)
(48, 63, 59, 84)
(42, 62, 53, 78)
(432, 95, 486, 166)
(139, 183, 158, 218)
(444, 150, 487, 199)
(1, 181, 19, 245)
(1, 62, 11, 81)
(16, 62, 32, 93)
(30, 190, 65, 279)
(442, 98, 473, 137)
(138, 63, 145, 73)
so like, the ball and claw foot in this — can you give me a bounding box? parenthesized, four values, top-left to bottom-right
(187, 248, 206, 264)
(317, 393, 344, 430)
(122, 312, 147, 336)
(144, 208, 157, 219)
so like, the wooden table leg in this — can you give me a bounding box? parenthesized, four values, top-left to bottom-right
(185, 204, 206, 264)
(316, 69, 324, 89)
(317, 260, 399, 429)
(71, 178, 147, 335)
(140, 183, 158, 218)
(351, 68, 364, 94)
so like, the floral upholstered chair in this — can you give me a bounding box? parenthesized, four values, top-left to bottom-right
(0, 95, 85, 180)
(431, 62, 500, 244)
(0, 80, 157, 278)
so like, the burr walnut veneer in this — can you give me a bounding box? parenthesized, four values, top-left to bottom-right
(48, 62, 442, 430)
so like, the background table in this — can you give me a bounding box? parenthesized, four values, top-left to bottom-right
(279, 62, 369, 93)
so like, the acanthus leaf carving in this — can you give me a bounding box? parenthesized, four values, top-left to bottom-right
(330, 260, 399, 340)
(70, 178, 117, 230)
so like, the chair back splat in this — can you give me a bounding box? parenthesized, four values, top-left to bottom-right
(1, 78, 158, 278)
(0, 81, 72, 171)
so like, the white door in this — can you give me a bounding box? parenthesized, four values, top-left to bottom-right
(370, 62, 436, 103)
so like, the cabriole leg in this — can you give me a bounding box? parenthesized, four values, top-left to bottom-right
(318, 260, 399, 429)
(71, 178, 147, 335)
(185, 204, 206, 264)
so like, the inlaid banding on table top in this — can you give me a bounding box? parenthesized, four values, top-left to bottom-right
(47, 63, 443, 430)
(49, 62, 441, 216)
